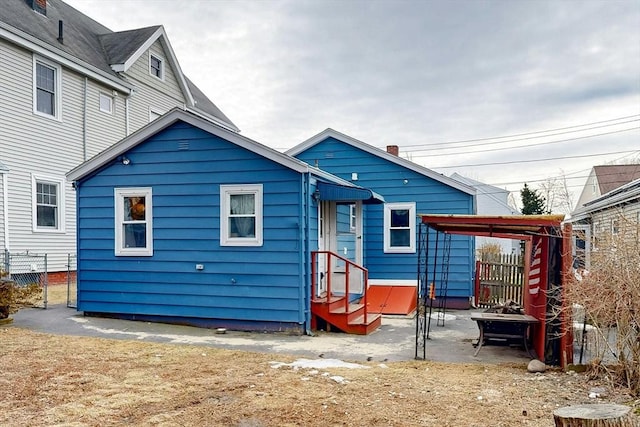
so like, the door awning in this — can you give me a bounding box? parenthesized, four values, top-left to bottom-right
(316, 181, 385, 204)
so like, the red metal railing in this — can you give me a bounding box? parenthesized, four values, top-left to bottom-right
(311, 251, 369, 324)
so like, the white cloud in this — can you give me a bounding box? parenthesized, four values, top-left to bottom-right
(65, 0, 640, 208)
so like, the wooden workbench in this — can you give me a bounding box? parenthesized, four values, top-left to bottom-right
(470, 312, 539, 358)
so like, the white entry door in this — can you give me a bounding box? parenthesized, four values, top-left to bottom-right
(317, 201, 329, 296)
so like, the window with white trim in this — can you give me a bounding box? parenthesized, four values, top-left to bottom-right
(349, 204, 356, 231)
(149, 53, 164, 80)
(611, 218, 619, 235)
(383, 202, 416, 253)
(220, 184, 263, 246)
(99, 92, 113, 113)
(115, 188, 153, 256)
(32, 174, 65, 232)
(33, 57, 61, 119)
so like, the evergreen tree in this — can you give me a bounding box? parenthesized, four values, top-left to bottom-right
(520, 183, 547, 214)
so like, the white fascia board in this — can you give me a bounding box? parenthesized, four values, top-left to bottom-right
(0, 23, 132, 94)
(288, 128, 476, 196)
(67, 108, 309, 182)
(570, 189, 640, 220)
(186, 106, 240, 133)
(114, 26, 195, 107)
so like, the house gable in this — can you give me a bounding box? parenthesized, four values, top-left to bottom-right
(68, 109, 309, 182)
(73, 119, 307, 328)
(0, 1, 237, 130)
(290, 132, 476, 303)
(102, 26, 192, 106)
(576, 165, 640, 209)
(287, 128, 475, 196)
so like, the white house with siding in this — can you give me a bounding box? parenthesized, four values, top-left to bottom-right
(567, 176, 640, 271)
(0, 0, 236, 277)
(449, 173, 520, 256)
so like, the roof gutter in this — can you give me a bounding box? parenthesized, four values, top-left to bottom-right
(0, 22, 133, 94)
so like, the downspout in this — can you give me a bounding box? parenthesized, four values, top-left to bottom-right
(72, 180, 81, 310)
(302, 172, 312, 335)
(82, 77, 88, 160)
(2, 171, 9, 251)
(125, 95, 130, 136)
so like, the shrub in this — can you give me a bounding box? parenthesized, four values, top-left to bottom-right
(566, 214, 640, 396)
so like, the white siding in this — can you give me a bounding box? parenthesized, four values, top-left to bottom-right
(0, 171, 6, 250)
(1, 35, 193, 272)
(85, 80, 127, 158)
(576, 170, 600, 208)
(0, 40, 83, 270)
(124, 39, 186, 133)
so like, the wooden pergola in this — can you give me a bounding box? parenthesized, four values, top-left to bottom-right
(417, 214, 573, 367)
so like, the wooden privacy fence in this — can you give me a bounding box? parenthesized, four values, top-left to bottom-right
(475, 253, 524, 308)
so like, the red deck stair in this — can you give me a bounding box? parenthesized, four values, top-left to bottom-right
(310, 251, 381, 335)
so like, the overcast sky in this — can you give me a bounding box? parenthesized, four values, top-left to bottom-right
(66, 0, 640, 211)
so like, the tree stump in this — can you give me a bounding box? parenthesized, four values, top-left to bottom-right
(553, 404, 639, 427)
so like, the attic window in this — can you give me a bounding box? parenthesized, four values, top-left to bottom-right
(149, 54, 164, 80)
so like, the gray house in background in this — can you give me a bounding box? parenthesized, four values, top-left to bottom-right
(568, 166, 640, 271)
(574, 165, 640, 209)
(450, 173, 519, 256)
(0, 0, 236, 279)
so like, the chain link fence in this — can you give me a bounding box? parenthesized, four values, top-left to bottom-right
(2, 250, 48, 309)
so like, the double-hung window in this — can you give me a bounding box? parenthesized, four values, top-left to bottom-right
(383, 202, 416, 253)
(33, 57, 61, 119)
(32, 174, 65, 232)
(149, 53, 164, 80)
(220, 184, 263, 246)
(115, 188, 153, 256)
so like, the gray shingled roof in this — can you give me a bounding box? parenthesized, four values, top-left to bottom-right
(593, 164, 640, 194)
(0, 0, 115, 76)
(0, 0, 236, 130)
(185, 76, 236, 128)
(99, 26, 161, 65)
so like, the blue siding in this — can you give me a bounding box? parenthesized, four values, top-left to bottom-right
(294, 137, 475, 299)
(76, 122, 306, 328)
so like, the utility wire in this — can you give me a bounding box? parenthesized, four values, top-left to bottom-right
(388, 114, 640, 149)
(432, 149, 639, 169)
(484, 152, 640, 186)
(405, 126, 640, 157)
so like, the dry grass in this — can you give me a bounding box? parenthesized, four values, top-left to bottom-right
(45, 283, 75, 306)
(1, 327, 638, 427)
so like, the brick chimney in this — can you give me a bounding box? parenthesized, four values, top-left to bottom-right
(29, 0, 47, 15)
(386, 145, 399, 156)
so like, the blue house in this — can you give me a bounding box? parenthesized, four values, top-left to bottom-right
(287, 129, 476, 310)
(67, 109, 386, 334)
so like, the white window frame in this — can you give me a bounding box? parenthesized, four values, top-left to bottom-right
(611, 218, 619, 235)
(349, 204, 356, 232)
(149, 53, 164, 80)
(33, 56, 62, 120)
(99, 92, 113, 113)
(220, 184, 263, 247)
(383, 202, 416, 253)
(114, 187, 153, 256)
(31, 174, 65, 233)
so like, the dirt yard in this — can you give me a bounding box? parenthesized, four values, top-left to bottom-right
(0, 325, 637, 427)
